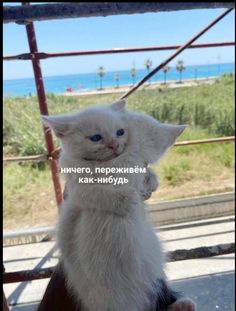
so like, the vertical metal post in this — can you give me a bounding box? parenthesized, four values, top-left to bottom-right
(3, 291, 9, 311)
(22, 2, 63, 207)
(3, 266, 9, 311)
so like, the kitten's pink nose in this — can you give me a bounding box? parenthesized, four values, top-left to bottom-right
(107, 142, 119, 151)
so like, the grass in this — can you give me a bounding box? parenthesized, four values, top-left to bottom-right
(3, 74, 235, 230)
(3, 74, 235, 157)
(3, 162, 58, 229)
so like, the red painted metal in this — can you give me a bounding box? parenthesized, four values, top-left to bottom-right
(3, 41, 235, 61)
(3, 265, 9, 311)
(3, 267, 55, 283)
(3, 291, 9, 311)
(3, 154, 47, 162)
(22, 2, 63, 207)
(120, 8, 234, 99)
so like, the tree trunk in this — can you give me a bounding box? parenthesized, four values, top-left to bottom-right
(179, 71, 182, 83)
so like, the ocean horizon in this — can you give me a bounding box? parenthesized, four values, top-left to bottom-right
(3, 62, 235, 98)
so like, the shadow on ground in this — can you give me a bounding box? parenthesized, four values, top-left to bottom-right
(171, 271, 235, 311)
(10, 302, 38, 311)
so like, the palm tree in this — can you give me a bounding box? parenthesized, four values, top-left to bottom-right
(130, 65, 137, 85)
(194, 67, 198, 82)
(145, 59, 153, 84)
(162, 65, 170, 84)
(176, 60, 185, 83)
(97, 66, 105, 89)
(114, 73, 120, 88)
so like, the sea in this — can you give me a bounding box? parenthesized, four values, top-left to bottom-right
(3, 62, 235, 98)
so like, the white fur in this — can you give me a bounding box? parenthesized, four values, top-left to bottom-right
(42, 100, 187, 311)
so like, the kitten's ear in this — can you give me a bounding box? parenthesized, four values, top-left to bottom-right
(41, 115, 72, 139)
(161, 124, 187, 146)
(110, 99, 126, 111)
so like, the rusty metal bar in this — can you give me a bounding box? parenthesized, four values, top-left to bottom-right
(3, 242, 235, 283)
(3, 265, 9, 311)
(3, 136, 235, 163)
(3, 291, 9, 311)
(120, 8, 234, 99)
(23, 2, 63, 207)
(3, 154, 47, 162)
(3, 3, 235, 24)
(167, 242, 235, 261)
(3, 267, 55, 283)
(3, 147, 61, 163)
(174, 136, 235, 146)
(3, 42, 235, 61)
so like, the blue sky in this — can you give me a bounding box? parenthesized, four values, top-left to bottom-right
(3, 4, 235, 80)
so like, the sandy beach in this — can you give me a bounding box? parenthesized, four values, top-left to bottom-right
(62, 76, 217, 97)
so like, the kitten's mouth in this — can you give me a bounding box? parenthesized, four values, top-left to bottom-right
(83, 143, 127, 162)
(103, 152, 120, 161)
(84, 153, 120, 162)
(83, 151, 121, 162)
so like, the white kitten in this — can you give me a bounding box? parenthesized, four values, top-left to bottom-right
(42, 100, 196, 311)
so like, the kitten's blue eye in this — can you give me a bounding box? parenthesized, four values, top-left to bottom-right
(89, 134, 102, 142)
(116, 129, 125, 137)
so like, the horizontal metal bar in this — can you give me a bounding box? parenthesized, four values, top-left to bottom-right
(3, 226, 54, 240)
(3, 137, 235, 163)
(167, 242, 235, 261)
(3, 42, 235, 61)
(3, 267, 55, 283)
(159, 216, 235, 232)
(3, 3, 235, 24)
(3, 147, 60, 163)
(174, 136, 235, 146)
(3, 242, 235, 283)
(3, 154, 47, 162)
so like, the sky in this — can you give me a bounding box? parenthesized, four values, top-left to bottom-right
(3, 3, 235, 80)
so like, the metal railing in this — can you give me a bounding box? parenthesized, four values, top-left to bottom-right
(3, 42, 235, 61)
(3, 136, 235, 163)
(3, 3, 235, 23)
(3, 3, 235, 309)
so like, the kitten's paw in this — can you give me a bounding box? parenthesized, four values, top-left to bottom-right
(168, 298, 196, 311)
(146, 170, 159, 192)
(140, 188, 152, 200)
(140, 169, 159, 200)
